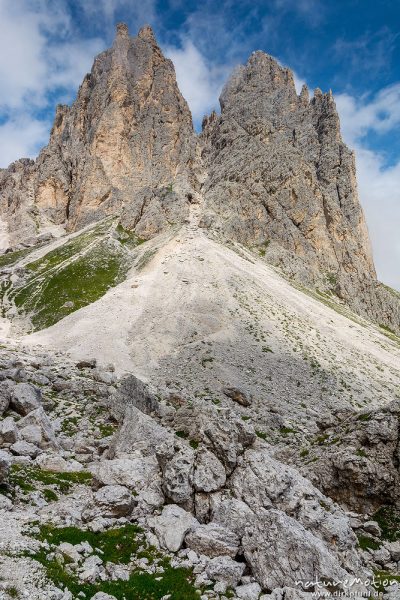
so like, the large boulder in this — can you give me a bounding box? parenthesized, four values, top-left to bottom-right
(149, 504, 199, 552)
(90, 456, 163, 509)
(173, 403, 255, 473)
(185, 522, 240, 558)
(10, 383, 41, 415)
(242, 509, 350, 592)
(10, 440, 41, 458)
(205, 555, 246, 588)
(193, 447, 226, 493)
(231, 448, 359, 565)
(84, 485, 134, 520)
(0, 379, 14, 414)
(18, 407, 58, 447)
(0, 417, 18, 444)
(108, 406, 172, 458)
(157, 442, 195, 505)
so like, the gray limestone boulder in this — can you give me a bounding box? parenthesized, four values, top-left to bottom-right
(10, 383, 41, 415)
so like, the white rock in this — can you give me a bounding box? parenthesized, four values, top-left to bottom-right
(235, 582, 262, 600)
(242, 509, 350, 592)
(19, 424, 42, 445)
(149, 504, 199, 552)
(193, 448, 226, 493)
(10, 440, 41, 458)
(90, 485, 134, 518)
(206, 555, 245, 587)
(10, 383, 41, 415)
(0, 417, 18, 444)
(35, 453, 83, 473)
(185, 522, 240, 558)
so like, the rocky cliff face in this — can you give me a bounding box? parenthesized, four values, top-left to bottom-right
(200, 52, 399, 332)
(0, 24, 399, 334)
(0, 24, 198, 247)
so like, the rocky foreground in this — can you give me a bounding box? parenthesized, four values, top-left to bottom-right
(0, 343, 400, 600)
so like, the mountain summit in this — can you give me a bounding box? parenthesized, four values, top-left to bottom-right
(0, 23, 399, 335)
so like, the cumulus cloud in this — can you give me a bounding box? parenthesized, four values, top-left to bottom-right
(0, 0, 104, 166)
(0, 115, 50, 166)
(165, 39, 229, 125)
(336, 88, 400, 290)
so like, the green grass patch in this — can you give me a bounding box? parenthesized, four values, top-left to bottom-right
(28, 524, 200, 600)
(280, 427, 296, 435)
(0, 247, 34, 268)
(4, 220, 145, 332)
(99, 423, 116, 438)
(373, 506, 400, 541)
(255, 430, 268, 441)
(357, 535, 381, 551)
(4, 464, 92, 497)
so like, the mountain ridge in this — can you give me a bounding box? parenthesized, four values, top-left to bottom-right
(0, 23, 398, 336)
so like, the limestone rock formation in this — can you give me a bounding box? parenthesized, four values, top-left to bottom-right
(0, 23, 198, 249)
(201, 52, 399, 331)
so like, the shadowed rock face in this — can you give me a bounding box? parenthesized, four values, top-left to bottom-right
(0, 25, 399, 333)
(0, 23, 198, 245)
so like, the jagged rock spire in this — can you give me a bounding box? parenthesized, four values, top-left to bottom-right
(0, 25, 198, 243)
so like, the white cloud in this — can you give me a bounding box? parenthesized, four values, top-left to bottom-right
(336, 87, 400, 290)
(336, 84, 400, 145)
(165, 39, 229, 126)
(0, 0, 105, 167)
(0, 115, 50, 165)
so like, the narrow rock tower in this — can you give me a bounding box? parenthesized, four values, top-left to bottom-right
(0, 24, 198, 245)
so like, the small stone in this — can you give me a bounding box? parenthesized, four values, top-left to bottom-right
(363, 521, 382, 537)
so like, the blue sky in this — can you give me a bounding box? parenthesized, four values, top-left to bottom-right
(0, 0, 399, 289)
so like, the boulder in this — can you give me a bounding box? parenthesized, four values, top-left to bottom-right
(18, 408, 58, 448)
(242, 509, 349, 592)
(193, 448, 226, 493)
(386, 541, 400, 562)
(159, 443, 195, 505)
(149, 504, 199, 552)
(235, 582, 262, 600)
(0, 416, 18, 444)
(0, 449, 11, 483)
(211, 494, 255, 537)
(185, 522, 240, 558)
(19, 424, 42, 445)
(0, 379, 13, 414)
(91, 485, 134, 518)
(223, 386, 252, 407)
(90, 593, 117, 600)
(205, 555, 245, 587)
(231, 448, 359, 560)
(108, 405, 173, 458)
(35, 453, 83, 472)
(10, 383, 41, 415)
(10, 440, 41, 458)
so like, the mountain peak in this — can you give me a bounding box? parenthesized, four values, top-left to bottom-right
(115, 22, 130, 39)
(137, 24, 157, 43)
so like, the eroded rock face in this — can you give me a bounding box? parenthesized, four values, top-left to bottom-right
(294, 400, 400, 513)
(0, 24, 198, 249)
(201, 53, 399, 333)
